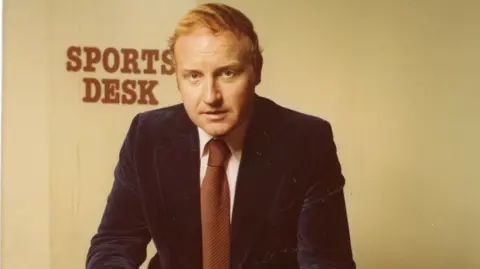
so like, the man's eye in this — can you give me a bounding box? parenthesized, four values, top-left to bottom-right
(186, 72, 200, 80)
(222, 69, 235, 77)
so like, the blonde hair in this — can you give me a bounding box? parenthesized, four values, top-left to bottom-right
(168, 3, 263, 85)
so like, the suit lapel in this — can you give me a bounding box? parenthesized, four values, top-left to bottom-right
(150, 97, 286, 269)
(153, 109, 203, 268)
(155, 129, 200, 223)
(231, 97, 285, 268)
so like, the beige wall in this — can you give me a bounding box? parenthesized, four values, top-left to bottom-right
(3, 0, 480, 268)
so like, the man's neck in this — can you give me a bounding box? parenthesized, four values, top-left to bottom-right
(198, 117, 250, 159)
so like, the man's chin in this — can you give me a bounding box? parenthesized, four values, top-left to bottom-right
(201, 123, 233, 137)
(204, 129, 231, 138)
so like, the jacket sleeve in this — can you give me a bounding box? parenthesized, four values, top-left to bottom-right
(297, 120, 356, 269)
(86, 114, 151, 269)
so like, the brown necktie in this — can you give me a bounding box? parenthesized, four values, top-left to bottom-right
(201, 138, 231, 269)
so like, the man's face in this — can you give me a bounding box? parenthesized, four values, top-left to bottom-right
(174, 27, 256, 137)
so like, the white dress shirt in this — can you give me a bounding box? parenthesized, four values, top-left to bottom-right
(198, 121, 249, 220)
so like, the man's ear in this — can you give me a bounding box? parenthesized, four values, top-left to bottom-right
(255, 73, 262, 86)
(170, 51, 180, 90)
(175, 74, 181, 91)
(168, 49, 177, 68)
(254, 53, 263, 86)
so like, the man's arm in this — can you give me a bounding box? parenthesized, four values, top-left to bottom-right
(86, 114, 151, 269)
(297, 121, 356, 269)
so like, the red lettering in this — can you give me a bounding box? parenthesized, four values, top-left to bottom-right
(66, 46, 82, 71)
(121, 49, 141, 74)
(101, 79, 120, 104)
(82, 78, 159, 105)
(161, 50, 175, 75)
(141, 49, 159, 74)
(82, 78, 102, 102)
(83, 47, 101, 72)
(138, 80, 159, 105)
(66, 46, 178, 75)
(103, 47, 120, 73)
(122, 80, 137, 104)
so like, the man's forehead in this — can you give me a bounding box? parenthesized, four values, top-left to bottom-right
(175, 29, 248, 66)
(176, 29, 240, 51)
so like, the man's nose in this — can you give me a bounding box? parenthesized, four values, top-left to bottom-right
(203, 77, 222, 105)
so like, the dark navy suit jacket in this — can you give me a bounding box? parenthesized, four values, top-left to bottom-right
(86, 95, 356, 269)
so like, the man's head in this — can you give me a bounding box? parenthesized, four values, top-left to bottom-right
(168, 3, 263, 137)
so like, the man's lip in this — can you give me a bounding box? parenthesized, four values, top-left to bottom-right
(204, 110, 227, 114)
(203, 111, 227, 121)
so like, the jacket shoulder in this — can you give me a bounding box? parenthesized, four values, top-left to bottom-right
(122, 103, 191, 146)
(258, 96, 332, 134)
(135, 103, 186, 130)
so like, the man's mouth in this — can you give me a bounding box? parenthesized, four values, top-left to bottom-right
(204, 110, 227, 114)
(203, 110, 228, 120)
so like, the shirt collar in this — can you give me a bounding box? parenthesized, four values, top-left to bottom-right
(198, 119, 249, 161)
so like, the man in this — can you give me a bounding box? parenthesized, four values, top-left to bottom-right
(86, 3, 356, 269)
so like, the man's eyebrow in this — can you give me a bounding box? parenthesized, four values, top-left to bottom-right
(177, 66, 201, 73)
(215, 61, 245, 71)
(218, 60, 242, 67)
(179, 61, 244, 72)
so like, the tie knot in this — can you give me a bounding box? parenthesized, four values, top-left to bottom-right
(207, 138, 231, 167)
